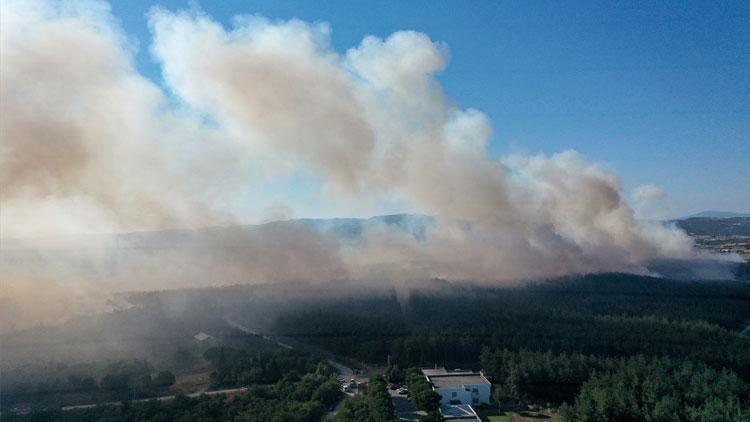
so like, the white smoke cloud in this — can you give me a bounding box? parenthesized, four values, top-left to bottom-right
(632, 184, 670, 220)
(0, 0, 252, 239)
(149, 9, 375, 191)
(1, 1, 711, 331)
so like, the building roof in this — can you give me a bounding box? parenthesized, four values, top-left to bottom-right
(421, 367, 473, 377)
(428, 374, 491, 389)
(194, 332, 211, 341)
(440, 404, 480, 420)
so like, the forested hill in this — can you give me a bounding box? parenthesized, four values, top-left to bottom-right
(684, 211, 750, 219)
(674, 217, 750, 236)
(2, 214, 434, 250)
(272, 274, 750, 377)
(4, 273, 750, 420)
(266, 273, 750, 418)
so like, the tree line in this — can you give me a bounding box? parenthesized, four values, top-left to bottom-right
(273, 274, 750, 379)
(481, 348, 750, 420)
(559, 355, 750, 421)
(8, 332, 343, 421)
(10, 369, 344, 422)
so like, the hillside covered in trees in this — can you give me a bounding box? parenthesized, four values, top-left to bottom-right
(4, 273, 749, 420)
(272, 274, 750, 418)
(5, 330, 345, 421)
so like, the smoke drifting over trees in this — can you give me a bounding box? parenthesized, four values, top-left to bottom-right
(0, 1, 739, 331)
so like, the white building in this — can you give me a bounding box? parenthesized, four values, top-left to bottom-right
(422, 368, 491, 407)
(193, 332, 214, 351)
(193, 332, 212, 342)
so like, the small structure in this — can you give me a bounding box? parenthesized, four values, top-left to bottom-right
(194, 332, 212, 342)
(439, 404, 481, 421)
(421, 367, 458, 377)
(193, 332, 214, 352)
(422, 367, 491, 406)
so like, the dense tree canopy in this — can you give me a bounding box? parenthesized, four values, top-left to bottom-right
(203, 330, 327, 387)
(6, 274, 750, 420)
(406, 370, 441, 412)
(273, 275, 750, 379)
(560, 356, 750, 421)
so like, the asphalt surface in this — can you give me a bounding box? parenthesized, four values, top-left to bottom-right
(224, 315, 366, 421)
(61, 387, 249, 411)
(324, 370, 370, 420)
(389, 389, 424, 422)
(223, 316, 367, 422)
(61, 317, 359, 414)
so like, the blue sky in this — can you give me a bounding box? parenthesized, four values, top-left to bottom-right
(111, 0, 748, 217)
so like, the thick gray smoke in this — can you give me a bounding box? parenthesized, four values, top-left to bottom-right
(0, 1, 732, 331)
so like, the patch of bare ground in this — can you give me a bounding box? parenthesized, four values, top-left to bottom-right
(172, 364, 213, 394)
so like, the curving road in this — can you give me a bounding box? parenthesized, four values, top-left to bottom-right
(61, 316, 362, 416)
(61, 386, 249, 411)
(223, 315, 364, 421)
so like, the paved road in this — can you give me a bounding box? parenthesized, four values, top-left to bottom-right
(324, 391, 355, 421)
(61, 387, 249, 411)
(327, 360, 354, 377)
(389, 389, 424, 422)
(61, 317, 364, 416)
(224, 315, 365, 422)
(223, 316, 361, 382)
(224, 315, 293, 349)
(322, 359, 369, 421)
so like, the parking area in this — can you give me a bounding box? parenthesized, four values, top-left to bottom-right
(388, 387, 424, 422)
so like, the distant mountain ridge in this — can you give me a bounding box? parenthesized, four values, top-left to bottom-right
(1, 213, 436, 250)
(673, 217, 750, 237)
(102, 213, 436, 249)
(264, 213, 435, 241)
(682, 211, 750, 219)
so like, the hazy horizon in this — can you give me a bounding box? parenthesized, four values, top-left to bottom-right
(2, 0, 749, 334)
(1, 3, 749, 420)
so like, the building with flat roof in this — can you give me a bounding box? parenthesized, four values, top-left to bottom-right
(421, 368, 473, 377)
(193, 332, 211, 342)
(193, 332, 214, 351)
(421, 367, 491, 407)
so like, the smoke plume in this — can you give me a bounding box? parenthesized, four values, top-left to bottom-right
(0, 1, 725, 331)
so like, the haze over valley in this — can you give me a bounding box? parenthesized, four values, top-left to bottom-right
(1, 1, 748, 420)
